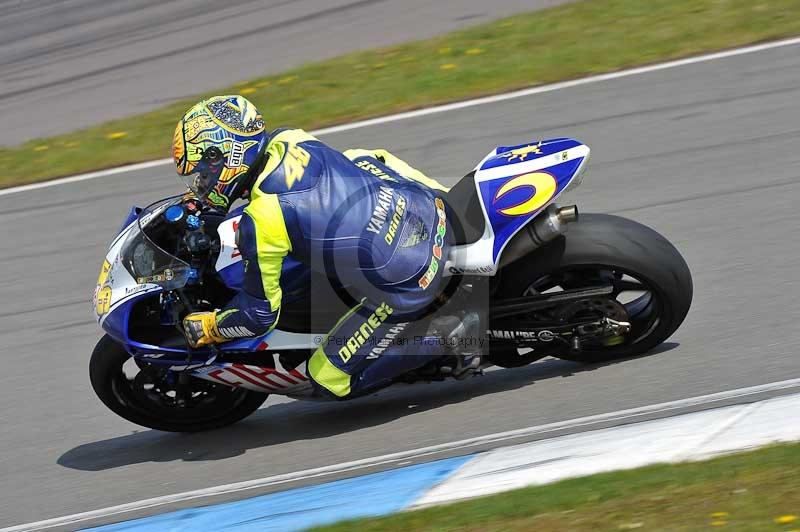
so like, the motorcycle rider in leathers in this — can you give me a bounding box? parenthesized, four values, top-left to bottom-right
(175, 95, 480, 399)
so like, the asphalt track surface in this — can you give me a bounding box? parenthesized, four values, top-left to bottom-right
(0, 0, 569, 146)
(1, 43, 800, 529)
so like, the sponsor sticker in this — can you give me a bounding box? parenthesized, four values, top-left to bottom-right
(366, 186, 394, 235)
(401, 219, 428, 248)
(228, 140, 245, 167)
(356, 159, 396, 182)
(419, 197, 447, 289)
(500, 143, 543, 162)
(367, 322, 409, 359)
(384, 196, 407, 245)
(337, 302, 393, 363)
(432, 197, 446, 260)
(125, 285, 150, 296)
(449, 265, 495, 275)
(137, 269, 174, 284)
(488, 329, 556, 341)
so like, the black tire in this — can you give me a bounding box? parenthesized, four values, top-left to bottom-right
(90, 335, 269, 432)
(489, 214, 692, 365)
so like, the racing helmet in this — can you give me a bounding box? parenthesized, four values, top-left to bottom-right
(173, 95, 267, 211)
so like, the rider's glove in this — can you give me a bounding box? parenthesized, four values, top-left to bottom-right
(183, 312, 226, 348)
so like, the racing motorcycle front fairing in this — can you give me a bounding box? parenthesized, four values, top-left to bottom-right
(91, 197, 321, 368)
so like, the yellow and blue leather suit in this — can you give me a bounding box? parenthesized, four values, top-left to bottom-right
(215, 128, 451, 397)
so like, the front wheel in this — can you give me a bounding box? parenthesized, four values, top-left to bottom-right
(489, 214, 692, 365)
(89, 335, 268, 432)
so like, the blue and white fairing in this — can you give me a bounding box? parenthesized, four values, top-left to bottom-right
(212, 205, 245, 290)
(93, 199, 318, 363)
(93, 199, 179, 346)
(445, 137, 590, 275)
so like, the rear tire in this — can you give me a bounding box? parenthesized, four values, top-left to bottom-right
(489, 214, 692, 365)
(90, 335, 268, 432)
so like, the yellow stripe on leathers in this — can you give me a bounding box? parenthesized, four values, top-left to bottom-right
(243, 194, 292, 316)
(308, 299, 367, 398)
(343, 148, 449, 192)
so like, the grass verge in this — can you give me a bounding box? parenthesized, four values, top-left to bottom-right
(313, 443, 800, 531)
(4, 0, 800, 188)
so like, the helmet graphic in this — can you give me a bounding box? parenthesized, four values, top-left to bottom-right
(173, 95, 267, 211)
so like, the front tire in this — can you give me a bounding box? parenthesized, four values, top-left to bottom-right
(89, 335, 268, 432)
(489, 214, 692, 365)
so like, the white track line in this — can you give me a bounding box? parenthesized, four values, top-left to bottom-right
(4, 378, 799, 532)
(2, 35, 800, 199)
(0, 158, 173, 198)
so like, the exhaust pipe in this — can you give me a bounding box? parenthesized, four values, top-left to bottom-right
(498, 204, 579, 268)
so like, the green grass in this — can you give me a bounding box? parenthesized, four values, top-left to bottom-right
(313, 443, 800, 532)
(4, 0, 800, 188)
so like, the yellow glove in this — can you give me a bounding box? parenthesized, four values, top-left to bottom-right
(182, 312, 226, 348)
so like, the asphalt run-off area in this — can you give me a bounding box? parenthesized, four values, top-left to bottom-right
(1, 33, 799, 531)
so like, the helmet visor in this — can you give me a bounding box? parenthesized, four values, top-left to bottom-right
(181, 168, 218, 199)
(180, 146, 225, 199)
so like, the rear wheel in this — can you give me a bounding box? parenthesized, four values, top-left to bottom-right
(488, 214, 692, 365)
(89, 335, 268, 432)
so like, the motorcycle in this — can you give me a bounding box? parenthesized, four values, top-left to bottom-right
(90, 138, 692, 432)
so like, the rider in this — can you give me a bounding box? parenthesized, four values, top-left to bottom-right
(174, 95, 481, 399)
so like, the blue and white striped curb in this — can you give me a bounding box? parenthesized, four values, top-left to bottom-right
(85, 391, 800, 531)
(83, 456, 473, 532)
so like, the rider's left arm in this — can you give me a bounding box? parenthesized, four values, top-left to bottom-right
(183, 204, 289, 347)
(217, 203, 290, 334)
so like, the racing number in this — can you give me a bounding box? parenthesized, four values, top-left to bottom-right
(284, 144, 310, 189)
(95, 286, 112, 316)
(94, 260, 112, 316)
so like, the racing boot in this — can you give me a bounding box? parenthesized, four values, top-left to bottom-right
(431, 311, 484, 380)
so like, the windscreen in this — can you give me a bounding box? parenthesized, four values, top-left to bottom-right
(119, 196, 192, 291)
